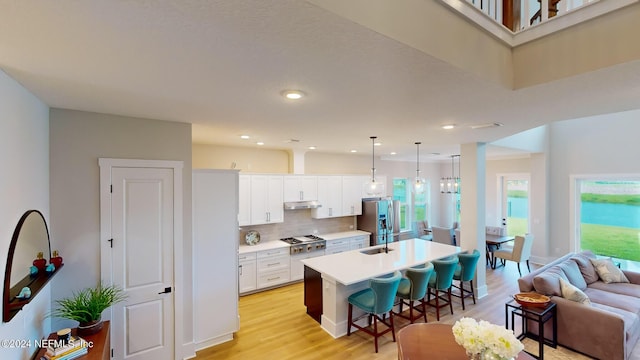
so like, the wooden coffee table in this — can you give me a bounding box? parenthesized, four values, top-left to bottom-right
(396, 323, 534, 360)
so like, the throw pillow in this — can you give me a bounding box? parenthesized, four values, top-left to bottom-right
(559, 278, 591, 305)
(533, 265, 568, 296)
(589, 258, 629, 284)
(559, 260, 588, 290)
(571, 253, 599, 284)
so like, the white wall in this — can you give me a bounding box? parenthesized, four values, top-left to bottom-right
(0, 69, 50, 359)
(548, 109, 640, 258)
(49, 109, 194, 353)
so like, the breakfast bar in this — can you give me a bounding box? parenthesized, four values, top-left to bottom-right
(301, 239, 461, 338)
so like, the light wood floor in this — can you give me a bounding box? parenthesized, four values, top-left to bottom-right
(197, 262, 591, 360)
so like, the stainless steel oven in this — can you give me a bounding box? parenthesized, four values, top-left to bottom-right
(281, 235, 326, 281)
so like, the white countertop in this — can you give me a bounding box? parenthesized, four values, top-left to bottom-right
(301, 239, 461, 285)
(238, 230, 371, 254)
(239, 241, 289, 254)
(319, 230, 370, 241)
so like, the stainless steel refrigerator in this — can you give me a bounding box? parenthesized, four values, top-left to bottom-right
(357, 198, 401, 246)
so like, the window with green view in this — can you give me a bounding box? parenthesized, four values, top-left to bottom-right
(578, 180, 640, 262)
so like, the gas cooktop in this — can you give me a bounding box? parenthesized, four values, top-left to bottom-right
(280, 235, 325, 244)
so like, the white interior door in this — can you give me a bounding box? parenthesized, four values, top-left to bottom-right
(110, 167, 174, 360)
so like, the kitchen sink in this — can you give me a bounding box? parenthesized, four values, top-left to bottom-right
(360, 247, 394, 255)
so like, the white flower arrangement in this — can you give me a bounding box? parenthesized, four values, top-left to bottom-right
(452, 317, 524, 360)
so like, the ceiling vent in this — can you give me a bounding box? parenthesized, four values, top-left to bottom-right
(471, 122, 504, 129)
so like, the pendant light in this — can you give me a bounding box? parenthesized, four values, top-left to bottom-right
(414, 142, 425, 194)
(364, 136, 382, 196)
(440, 155, 460, 194)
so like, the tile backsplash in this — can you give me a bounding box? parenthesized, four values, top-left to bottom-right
(239, 209, 355, 245)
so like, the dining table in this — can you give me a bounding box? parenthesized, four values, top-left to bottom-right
(486, 234, 514, 268)
(396, 323, 534, 360)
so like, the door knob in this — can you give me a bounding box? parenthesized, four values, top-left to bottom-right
(158, 287, 172, 294)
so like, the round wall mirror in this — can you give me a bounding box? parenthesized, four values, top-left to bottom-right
(3, 210, 58, 322)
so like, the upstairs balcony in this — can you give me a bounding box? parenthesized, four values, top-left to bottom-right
(441, 0, 637, 45)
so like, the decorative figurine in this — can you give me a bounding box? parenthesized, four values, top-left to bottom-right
(45, 263, 56, 273)
(30, 265, 39, 276)
(51, 250, 64, 268)
(17, 287, 31, 300)
(33, 252, 47, 272)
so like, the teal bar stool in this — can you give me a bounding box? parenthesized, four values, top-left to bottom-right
(426, 256, 458, 321)
(394, 263, 434, 324)
(347, 271, 402, 353)
(452, 249, 481, 310)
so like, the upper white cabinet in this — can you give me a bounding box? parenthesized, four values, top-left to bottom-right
(342, 175, 366, 216)
(312, 176, 343, 219)
(238, 175, 251, 226)
(250, 175, 284, 225)
(283, 175, 318, 202)
(239, 174, 284, 226)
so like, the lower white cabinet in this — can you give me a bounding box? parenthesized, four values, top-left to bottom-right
(239, 252, 257, 294)
(256, 248, 290, 289)
(325, 239, 351, 255)
(349, 235, 369, 250)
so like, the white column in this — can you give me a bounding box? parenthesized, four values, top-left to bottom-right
(460, 142, 488, 298)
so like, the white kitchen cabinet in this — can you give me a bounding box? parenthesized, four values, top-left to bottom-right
(325, 238, 351, 255)
(238, 175, 251, 226)
(312, 176, 343, 219)
(256, 247, 290, 289)
(283, 175, 318, 202)
(342, 175, 365, 216)
(238, 252, 257, 294)
(249, 175, 284, 225)
(349, 235, 369, 250)
(192, 169, 239, 348)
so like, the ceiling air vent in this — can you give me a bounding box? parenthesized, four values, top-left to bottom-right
(471, 122, 504, 129)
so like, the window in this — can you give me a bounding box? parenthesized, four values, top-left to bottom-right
(393, 178, 431, 233)
(393, 179, 410, 232)
(577, 180, 640, 264)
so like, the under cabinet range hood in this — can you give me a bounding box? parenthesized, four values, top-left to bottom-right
(283, 200, 322, 210)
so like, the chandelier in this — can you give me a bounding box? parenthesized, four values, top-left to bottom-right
(364, 136, 383, 196)
(414, 142, 425, 194)
(440, 155, 460, 194)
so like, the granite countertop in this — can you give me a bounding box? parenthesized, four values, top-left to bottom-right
(301, 239, 461, 285)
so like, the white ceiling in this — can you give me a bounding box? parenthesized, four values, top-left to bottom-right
(1, 0, 639, 161)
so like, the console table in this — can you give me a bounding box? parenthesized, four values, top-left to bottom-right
(33, 321, 110, 360)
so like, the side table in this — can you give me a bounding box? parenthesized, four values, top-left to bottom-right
(33, 321, 110, 360)
(505, 300, 557, 360)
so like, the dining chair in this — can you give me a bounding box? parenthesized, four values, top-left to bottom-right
(452, 249, 481, 310)
(395, 263, 434, 324)
(416, 221, 432, 241)
(347, 271, 402, 353)
(426, 256, 459, 321)
(493, 234, 534, 276)
(431, 226, 455, 246)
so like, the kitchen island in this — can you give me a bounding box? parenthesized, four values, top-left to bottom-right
(301, 238, 461, 338)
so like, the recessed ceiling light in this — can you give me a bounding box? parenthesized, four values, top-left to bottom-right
(256, 142, 264, 146)
(390, 152, 397, 155)
(308, 146, 316, 150)
(240, 135, 250, 139)
(374, 142, 381, 146)
(282, 90, 305, 100)
(350, 150, 357, 153)
(442, 124, 455, 130)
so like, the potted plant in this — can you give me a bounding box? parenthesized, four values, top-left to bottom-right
(51, 284, 126, 335)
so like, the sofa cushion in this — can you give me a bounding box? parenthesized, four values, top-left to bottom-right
(590, 258, 629, 284)
(560, 278, 591, 305)
(591, 302, 640, 348)
(588, 281, 640, 298)
(584, 288, 640, 314)
(571, 252, 599, 284)
(533, 265, 569, 296)
(559, 260, 588, 291)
